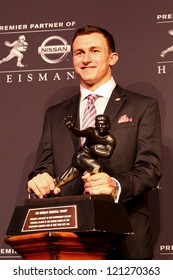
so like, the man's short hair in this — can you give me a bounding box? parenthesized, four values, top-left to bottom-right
(72, 25, 115, 53)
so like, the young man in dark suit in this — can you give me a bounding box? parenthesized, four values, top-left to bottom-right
(27, 25, 162, 259)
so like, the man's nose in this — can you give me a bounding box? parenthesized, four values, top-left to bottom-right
(83, 52, 92, 63)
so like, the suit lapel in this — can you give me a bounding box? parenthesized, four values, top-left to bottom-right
(104, 84, 126, 123)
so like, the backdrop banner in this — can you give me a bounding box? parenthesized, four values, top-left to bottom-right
(0, 0, 173, 260)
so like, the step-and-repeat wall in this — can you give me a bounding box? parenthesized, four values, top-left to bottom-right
(0, 0, 173, 259)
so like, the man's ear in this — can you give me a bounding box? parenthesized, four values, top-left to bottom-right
(109, 52, 119, 66)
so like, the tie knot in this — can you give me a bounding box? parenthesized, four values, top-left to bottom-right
(86, 94, 98, 108)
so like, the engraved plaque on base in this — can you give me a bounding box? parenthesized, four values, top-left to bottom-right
(22, 205, 77, 233)
(6, 195, 133, 236)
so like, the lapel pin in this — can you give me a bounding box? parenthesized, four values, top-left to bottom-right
(115, 97, 121, 101)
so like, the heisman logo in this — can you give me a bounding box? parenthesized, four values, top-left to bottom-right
(160, 29, 173, 57)
(0, 35, 28, 67)
(38, 36, 71, 64)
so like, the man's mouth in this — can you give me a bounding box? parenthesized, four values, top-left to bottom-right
(81, 66, 96, 70)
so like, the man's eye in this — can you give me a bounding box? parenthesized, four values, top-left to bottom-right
(76, 51, 84, 56)
(74, 52, 81, 57)
(92, 49, 99, 53)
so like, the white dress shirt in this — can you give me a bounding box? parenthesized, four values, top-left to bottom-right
(79, 76, 116, 128)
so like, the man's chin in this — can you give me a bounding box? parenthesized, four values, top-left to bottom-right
(81, 79, 96, 88)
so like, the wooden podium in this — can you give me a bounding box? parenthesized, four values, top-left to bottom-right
(5, 195, 133, 260)
(5, 231, 124, 260)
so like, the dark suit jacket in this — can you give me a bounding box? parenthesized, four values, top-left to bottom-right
(29, 85, 162, 259)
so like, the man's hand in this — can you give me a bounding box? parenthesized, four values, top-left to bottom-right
(82, 171, 118, 199)
(27, 172, 60, 198)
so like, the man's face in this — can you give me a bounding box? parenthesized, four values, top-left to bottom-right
(72, 33, 118, 91)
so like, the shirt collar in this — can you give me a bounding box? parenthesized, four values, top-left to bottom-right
(80, 77, 116, 101)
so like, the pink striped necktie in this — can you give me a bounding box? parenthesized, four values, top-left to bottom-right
(81, 94, 98, 145)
